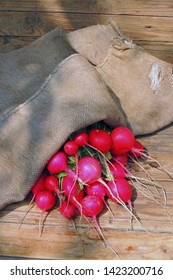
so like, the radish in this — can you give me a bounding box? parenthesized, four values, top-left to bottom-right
(129, 139, 145, 158)
(88, 129, 112, 153)
(86, 181, 115, 219)
(78, 156, 102, 184)
(47, 151, 78, 180)
(19, 172, 48, 229)
(62, 175, 80, 199)
(70, 189, 84, 209)
(81, 194, 119, 258)
(61, 175, 84, 211)
(34, 190, 57, 236)
(74, 132, 89, 146)
(81, 195, 104, 236)
(81, 195, 103, 218)
(112, 154, 129, 166)
(44, 175, 60, 196)
(111, 127, 135, 155)
(59, 200, 76, 219)
(35, 190, 57, 212)
(47, 151, 68, 174)
(64, 140, 78, 155)
(107, 178, 132, 205)
(108, 162, 126, 178)
(30, 172, 47, 201)
(86, 181, 106, 200)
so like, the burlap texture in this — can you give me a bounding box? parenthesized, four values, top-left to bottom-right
(67, 20, 173, 135)
(0, 27, 74, 115)
(0, 51, 127, 210)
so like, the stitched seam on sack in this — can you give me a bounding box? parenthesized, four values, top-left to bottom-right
(0, 53, 79, 123)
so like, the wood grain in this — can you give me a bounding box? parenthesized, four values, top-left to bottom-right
(1, 12, 173, 39)
(1, 0, 173, 55)
(1, 11, 173, 60)
(1, 0, 173, 17)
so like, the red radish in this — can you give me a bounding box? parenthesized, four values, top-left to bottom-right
(64, 140, 78, 155)
(44, 175, 60, 195)
(62, 175, 84, 213)
(46, 151, 77, 179)
(78, 156, 102, 184)
(19, 172, 48, 229)
(70, 189, 84, 209)
(81, 194, 118, 257)
(86, 181, 116, 220)
(112, 154, 129, 166)
(62, 175, 79, 199)
(111, 127, 135, 155)
(31, 172, 47, 199)
(62, 175, 84, 211)
(81, 194, 104, 238)
(59, 200, 76, 219)
(129, 140, 145, 158)
(47, 151, 68, 174)
(88, 129, 112, 153)
(107, 178, 132, 204)
(81, 195, 103, 218)
(74, 132, 89, 146)
(35, 190, 57, 212)
(77, 156, 122, 211)
(108, 162, 126, 178)
(86, 181, 106, 200)
(35, 190, 57, 237)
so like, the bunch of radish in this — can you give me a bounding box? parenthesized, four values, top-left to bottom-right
(29, 122, 171, 257)
(29, 127, 138, 228)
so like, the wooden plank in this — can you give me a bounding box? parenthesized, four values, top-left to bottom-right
(0, 184, 172, 233)
(1, 35, 173, 64)
(1, 12, 173, 41)
(136, 41, 173, 63)
(0, 35, 37, 52)
(1, 0, 173, 17)
(0, 222, 173, 259)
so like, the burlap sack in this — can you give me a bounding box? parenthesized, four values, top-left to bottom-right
(67, 20, 173, 135)
(0, 50, 128, 210)
(0, 27, 74, 115)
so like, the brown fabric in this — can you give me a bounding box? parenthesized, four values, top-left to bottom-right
(0, 27, 74, 115)
(0, 27, 73, 209)
(0, 52, 128, 210)
(67, 20, 173, 135)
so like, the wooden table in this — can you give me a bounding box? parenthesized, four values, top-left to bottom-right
(1, 0, 173, 64)
(0, 0, 173, 260)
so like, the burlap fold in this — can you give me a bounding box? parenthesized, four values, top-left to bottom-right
(67, 20, 173, 135)
(0, 27, 74, 115)
(0, 52, 127, 210)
